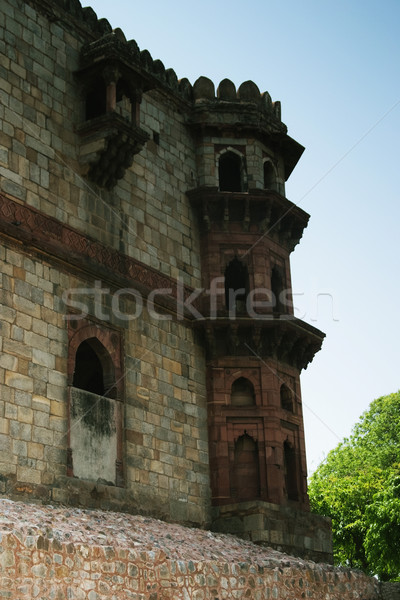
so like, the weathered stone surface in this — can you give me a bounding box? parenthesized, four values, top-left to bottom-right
(0, 2, 337, 594)
(217, 78, 236, 101)
(193, 76, 215, 100)
(237, 80, 261, 102)
(0, 499, 381, 600)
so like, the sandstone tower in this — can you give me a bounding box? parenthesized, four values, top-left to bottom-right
(0, 0, 331, 563)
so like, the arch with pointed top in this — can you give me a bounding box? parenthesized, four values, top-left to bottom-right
(217, 147, 247, 192)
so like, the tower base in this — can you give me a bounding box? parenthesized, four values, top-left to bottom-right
(211, 500, 333, 564)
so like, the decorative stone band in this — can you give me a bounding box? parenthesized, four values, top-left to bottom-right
(0, 192, 192, 313)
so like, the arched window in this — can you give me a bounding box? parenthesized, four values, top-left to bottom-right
(69, 337, 119, 485)
(231, 433, 260, 501)
(219, 151, 244, 192)
(225, 257, 249, 314)
(263, 160, 276, 190)
(271, 265, 285, 313)
(280, 384, 293, 412)
(284, 441, 299, 501)
(73, 340, 105, 396)
(73, 337, 116, 398)
(231, 378, 255, 406)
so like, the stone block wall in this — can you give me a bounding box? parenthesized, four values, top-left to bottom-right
(0, 0, 341, 569)
(0, 237, 210, 524)
(0, 500, 382, 600)
(0, 0, 210, 525)
(212, 500, 333, 564)
(0, 0, 201, 286)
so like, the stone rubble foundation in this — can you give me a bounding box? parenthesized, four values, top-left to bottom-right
(0, 499, 381, 599)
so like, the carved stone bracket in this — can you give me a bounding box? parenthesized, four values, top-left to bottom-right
(187, 187, 309, 252)
(195, 317, 324, 371)
(77, 113, 149, 189)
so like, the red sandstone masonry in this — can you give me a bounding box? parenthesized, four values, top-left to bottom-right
(0, 500, 380, 599)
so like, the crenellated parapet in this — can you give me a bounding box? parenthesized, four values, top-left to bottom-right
(30, 1, 299, 188)
(191, 76, 284, 132)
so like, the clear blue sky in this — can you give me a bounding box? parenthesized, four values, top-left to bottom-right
(89, 0, 400, 474)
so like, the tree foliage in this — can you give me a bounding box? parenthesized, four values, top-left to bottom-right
(308, 391, 400, 580)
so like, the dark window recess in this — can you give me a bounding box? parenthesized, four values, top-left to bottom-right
(225, 257, 249, 313)
(231, 433, 260, 500)
(73, 336, 118, 398)
(284, 441, 299, 501)
(231, 377, 255, 406)
(219, 152, 243, 192)
(263, 161, 276, 190)
(153, 131, 160, 145)
(280, 384, 293, 412)
(271, 266, 285, 313)
(85, 81, 107, 120)
(73, 340, 105, 396)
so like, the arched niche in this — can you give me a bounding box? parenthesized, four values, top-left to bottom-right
(263, 160, 277, 191)
(280, 383, 293, 412)
(231, 433, 260, 501)
(231, 377, 255, 407)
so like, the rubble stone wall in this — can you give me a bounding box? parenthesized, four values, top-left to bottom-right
(380, 583, 400, 600)
(0, 500, 382, 600)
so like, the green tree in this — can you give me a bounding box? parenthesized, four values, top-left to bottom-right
(308, 391, 400, 580)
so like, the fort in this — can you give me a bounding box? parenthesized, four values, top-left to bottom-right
(0, 0, 390, 597)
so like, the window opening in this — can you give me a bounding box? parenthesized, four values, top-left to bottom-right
(73, 340, 105, 396)
(69, 336, 119, 485)
(231, 378, 255, 407)
(225, 257, 249, 314)
(271, 265, 285, 313)
(263, 161, 276, 190)
(280, 384, 293, 412)
(219, 151, 243, 192)
(85, 81, 107, 120)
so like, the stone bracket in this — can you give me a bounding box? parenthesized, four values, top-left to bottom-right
(77, 113, 149, 189)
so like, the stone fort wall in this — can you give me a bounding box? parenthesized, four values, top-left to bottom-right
(0, 0, 390, 596)
(0, 0, 210, 524)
